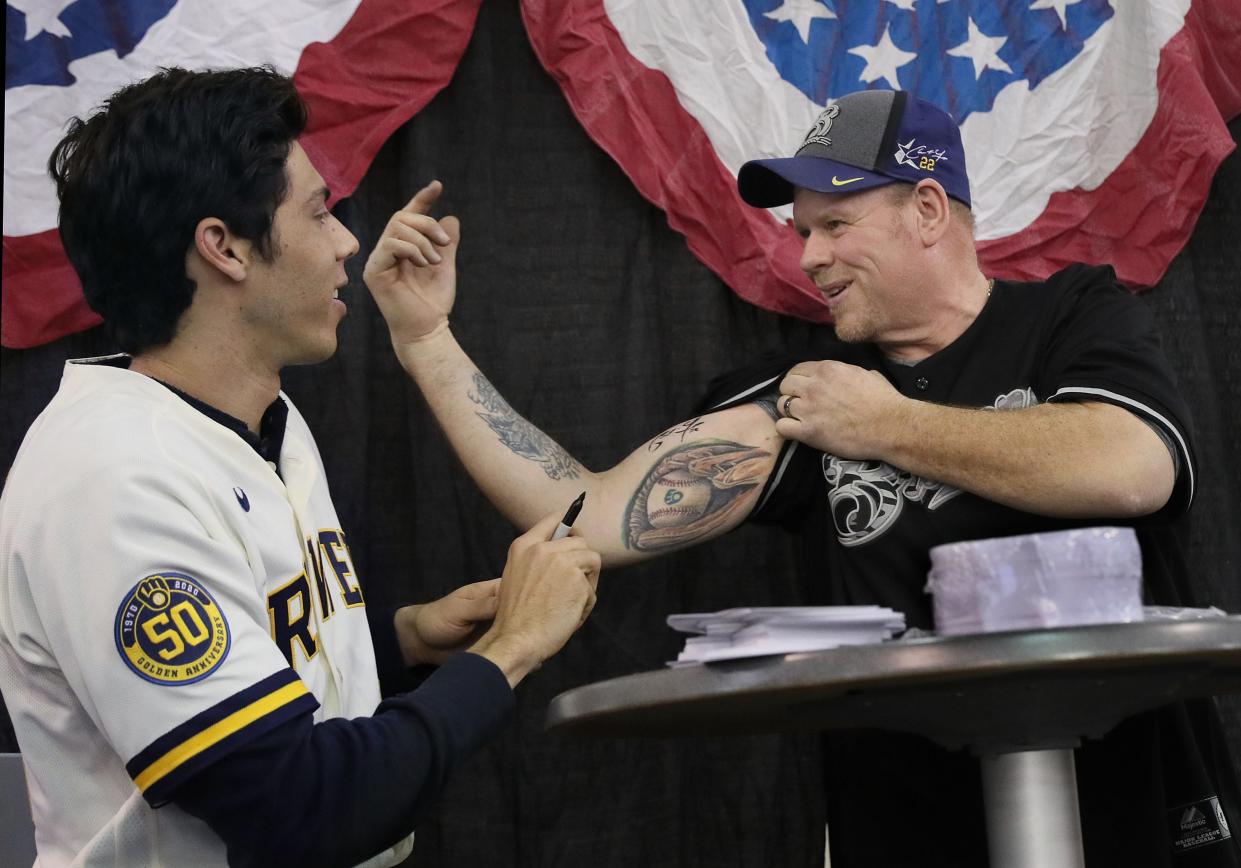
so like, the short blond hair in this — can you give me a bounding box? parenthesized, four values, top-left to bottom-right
(884, 181, 974, 233)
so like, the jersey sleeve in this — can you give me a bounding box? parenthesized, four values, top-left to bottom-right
(1034, 265, 1197, 518)
(24, 458, 316, 806)
(695, 354, 821, 527)
(175, 651, 513, 867)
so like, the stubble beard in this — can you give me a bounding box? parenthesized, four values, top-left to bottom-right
(831, 296, 882, 344)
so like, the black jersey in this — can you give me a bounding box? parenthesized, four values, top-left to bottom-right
(705, 263, 1195, 628)
(699, 264, 1237, 867)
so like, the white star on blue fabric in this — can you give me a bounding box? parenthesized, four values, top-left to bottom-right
(1029, 0, 1084, 31)
(847, 24, 917, 90)
(764, 0, 836, 44)
(884, 0, 917, 11)
(947, 16, 1013, 80)
(10, 0, 75, 40)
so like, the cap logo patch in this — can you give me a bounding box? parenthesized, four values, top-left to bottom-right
(114, 572, 230, 685)
(801, 103, 841, 149)
(894, 138, 947, 173)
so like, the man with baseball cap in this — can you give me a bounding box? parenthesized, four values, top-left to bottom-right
(365, 88, 1236, 866)
(739, 88, 973, 208)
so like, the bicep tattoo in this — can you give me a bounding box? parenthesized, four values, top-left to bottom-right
(468, 373, 583, 480)
(647, 417, 706, 452)
(624, 440, 771, 552)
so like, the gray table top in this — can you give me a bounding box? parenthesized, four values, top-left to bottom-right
(546, 618, 1241, 752)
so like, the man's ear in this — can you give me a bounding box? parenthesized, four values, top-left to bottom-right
(191, 217, 249, 282)
(912, 179, 951, 246)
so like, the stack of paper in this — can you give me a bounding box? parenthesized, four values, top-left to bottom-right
(666, 606, 906, 666)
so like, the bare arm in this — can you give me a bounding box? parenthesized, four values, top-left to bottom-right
(397, 328, 781, 565)
(362, 182, 783, 566)
(777, 361, 1175, 518)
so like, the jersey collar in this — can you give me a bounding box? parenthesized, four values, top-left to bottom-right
(155, 379, 289, 467)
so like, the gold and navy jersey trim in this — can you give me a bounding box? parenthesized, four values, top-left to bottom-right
(126, 668, 318, 806)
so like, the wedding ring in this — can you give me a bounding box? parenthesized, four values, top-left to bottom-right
(781, 395, 798, 421)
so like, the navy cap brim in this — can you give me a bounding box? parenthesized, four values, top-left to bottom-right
(738, 156, 894, 207)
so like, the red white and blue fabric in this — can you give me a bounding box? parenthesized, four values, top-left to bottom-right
(521, 0, 1241, 323)
(2, 0, 482, 349)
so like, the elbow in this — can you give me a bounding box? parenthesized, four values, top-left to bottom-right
(1076, 403, 1178, 518)
(1103, 462, 1175, 518)
(1108, 488, 1166, 519)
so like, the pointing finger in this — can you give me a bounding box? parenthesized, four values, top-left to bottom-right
(404, 179, 443, 216)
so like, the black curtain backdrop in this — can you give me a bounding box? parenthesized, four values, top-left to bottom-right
(2, 3, 1238, 866)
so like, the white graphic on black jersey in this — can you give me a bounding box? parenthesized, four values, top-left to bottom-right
(820, 386, 1039, 547)
(823, 458, 962, 547)
(988, 387, 1038, 411)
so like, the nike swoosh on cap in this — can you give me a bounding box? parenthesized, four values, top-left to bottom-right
(831, 176, 865, 186)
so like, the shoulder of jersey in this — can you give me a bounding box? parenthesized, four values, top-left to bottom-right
(8, 381, 207, 514)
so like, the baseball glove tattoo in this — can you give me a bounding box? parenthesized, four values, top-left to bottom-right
(624, 441, 770, 551)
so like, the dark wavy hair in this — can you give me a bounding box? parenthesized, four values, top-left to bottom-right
(49, 66, 308, 354)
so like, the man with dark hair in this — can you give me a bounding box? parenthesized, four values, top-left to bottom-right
(364, 89, 1238, 866)
(0, 67, 601, 867)
(49, 66, 306, 354)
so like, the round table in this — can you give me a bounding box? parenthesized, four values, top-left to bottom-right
(547, 618, 1241, 867)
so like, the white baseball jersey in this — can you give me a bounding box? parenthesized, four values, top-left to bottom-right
(0, 357, 412, 867)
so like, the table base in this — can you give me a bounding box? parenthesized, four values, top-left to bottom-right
(981, 749, 1085, 868)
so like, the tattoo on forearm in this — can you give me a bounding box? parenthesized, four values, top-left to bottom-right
(467, 373, 583, 480)
(753, 396, 780, 422)
(623, 440, 771, 552)
(647, 417, 706, 452)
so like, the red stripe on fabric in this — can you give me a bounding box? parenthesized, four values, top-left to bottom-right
(1, 0, 481, 349)
(976, 4, 1240, 289)
(520, 0, 832, 325)
(521, 0, 1236, 316)
(296, 0, 483, 204)
(1180, 0, 1241, 120)
(1, 230, 101, 349)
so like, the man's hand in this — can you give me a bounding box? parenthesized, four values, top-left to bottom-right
(775, 360, 907, 460)
(394, 579, 500, 667)
(362, 180, 459, 347)
(469, 512, 602, 687)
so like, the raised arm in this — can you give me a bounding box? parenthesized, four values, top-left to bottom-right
(397, 329, 781, 566)
(362, 183, 784, 566)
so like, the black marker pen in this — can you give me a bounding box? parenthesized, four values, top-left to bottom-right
(550, 492, 586, 540)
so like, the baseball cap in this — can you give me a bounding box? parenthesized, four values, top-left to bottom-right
(738, 89, 971, 208)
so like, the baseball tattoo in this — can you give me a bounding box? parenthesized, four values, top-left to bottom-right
(624, 440, 771, 551)
(468, 373, 583, 480)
